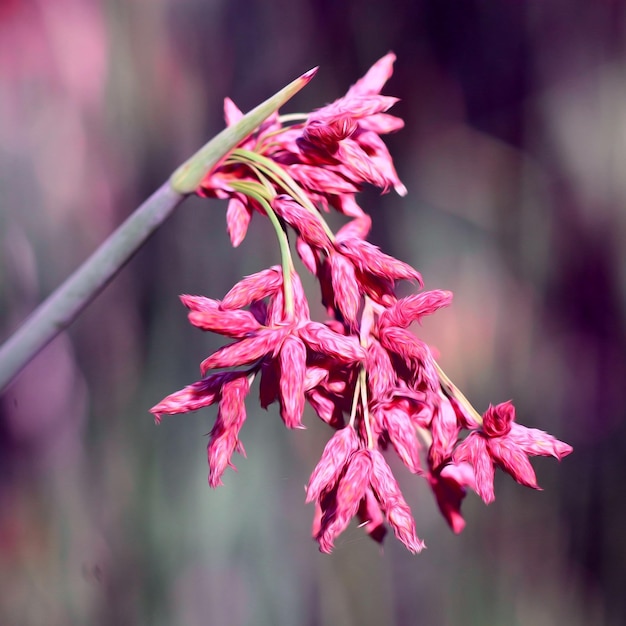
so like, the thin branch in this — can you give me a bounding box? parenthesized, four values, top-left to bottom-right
(0, 68, 317, 392)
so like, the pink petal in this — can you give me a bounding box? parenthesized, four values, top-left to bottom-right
(507, 423, 573, 461)
(200, 327, 288, 374)
(329, 252, 361, 327)
(187, 308, 261, 338)
(226, 194, 252, 247)
(369, 449, 425, 553)
(429, 395, 462, 470)
(316, 449, 372, 553)
(150, 371, 238, 419)
(365, 340, 396, 400)
(272, 195, 333, 251)
(287, 163, 359, 195)
(279, 335, 307, 428)
(453, 433, 495, 504)
(357, 488, 387, 544)
(429, 461, 476, 534)
(487, 437, 540, 490)
(379, 290, 453, 329)
(306, 427, 359, 503)
(377, 404, 423, 474)
(220, 266, 283, 310)
(207, 376, 251, 487)
(334, 237, 422, 285)
(298, 322, 365, 363)
(346, 52, 397, 97)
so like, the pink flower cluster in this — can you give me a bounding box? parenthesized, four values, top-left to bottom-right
(151, 54, 572, 554)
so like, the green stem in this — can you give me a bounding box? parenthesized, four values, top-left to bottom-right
(348, 375, 361, 429)
(360, 368, 374, 448)
(435, 361, 483, 425)
(255, 198, 296, 318)
(171, 68, 317, 193)
(0, 182, 183, 392)
(227, 182, 295, 318)
(0, 69, 317, 393)
(277, 113, 309, 124)
(227, 149, 336, 243)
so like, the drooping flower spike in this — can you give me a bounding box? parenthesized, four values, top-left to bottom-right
(152, 54, 572, 554)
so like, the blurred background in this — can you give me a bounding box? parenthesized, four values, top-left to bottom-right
(1, 1, 625, 624)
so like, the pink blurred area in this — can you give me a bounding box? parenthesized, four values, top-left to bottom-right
(1, 1, 625, 625)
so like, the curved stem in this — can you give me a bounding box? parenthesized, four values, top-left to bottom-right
(256, 198, 296, 318)
(228, 182, 295, 318)
(227, 149, 336, 243)
(435, 361, 483, 425)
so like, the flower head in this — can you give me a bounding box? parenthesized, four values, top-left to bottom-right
(152, 55, 572, 556)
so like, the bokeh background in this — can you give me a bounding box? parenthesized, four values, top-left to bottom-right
(1, 1, 625, 624)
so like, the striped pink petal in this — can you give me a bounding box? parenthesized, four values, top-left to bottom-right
(379, 290, 454, 329)
(306, 427, 359, 503)
(335, 237, 422, 284)
(200, 327, 288, 374)
(377, 404, 423, 474)
(226, 194, 253, 247)
(220, 266, 283, 310)
(298, 322, 365, 363)
(187, 308, 261, 338)
(207, 376, 251, 487)
(428, 395, 461, 470)
(346, 52, 397, 98)
(150, 371, 239, 420)
(507, 423, 573, 461)
(272, 195, 333, 251)
(487, 437, 540, 491)
(316, 449, 372, 553)
(365, 339, 396, 400)
(296, 236, 318, 274)
(369, 449, 425, 553)
(329, 252, 360, 327)
(279, 335, 307, 428)
(359, 112, 405, 134)
(287, 163, 359, 195)
(453, 433, 495, 504)
(355, 130, 407, 195)
(334, 138, 388, 189)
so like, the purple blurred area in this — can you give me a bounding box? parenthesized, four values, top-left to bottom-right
(1, 1, 625, 624)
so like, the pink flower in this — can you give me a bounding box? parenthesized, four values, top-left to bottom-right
(316, 449, 373, 553)
(153, 55, 573, 556)
(374, 402, 423, 474)
(428, 394, 462, 471)
(454, 402, 573, 504)
(220, 266, 283, 310)
(428, 461, 476, 534)
(207, 375, 251, 487)
(357, 488, 387, 544)
(306, 427, 360, 503)
(378, 290, 454, 330)
(369, 449, 425, 553)
(150, 371, 244, 421)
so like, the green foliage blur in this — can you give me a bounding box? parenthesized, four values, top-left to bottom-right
(1, 1, 624, 624)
